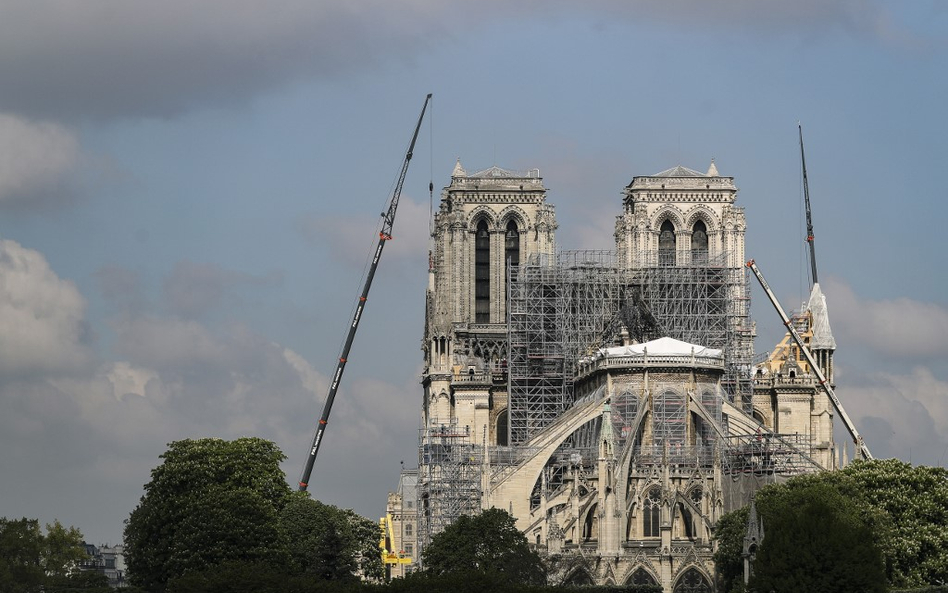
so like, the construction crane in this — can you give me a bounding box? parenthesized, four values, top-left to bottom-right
(799, 123, 819, 286)
(746, 259, 872, 460)
(298, 94, 432, 492)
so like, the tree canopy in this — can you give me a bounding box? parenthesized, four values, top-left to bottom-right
(421, 508, 545, 585)
(124, 437, 293, 591)
(0, 518, 89, 593)
(714, 459, 948, 592)
(124, 437, 381, 591)
(750, 481, 886, 593)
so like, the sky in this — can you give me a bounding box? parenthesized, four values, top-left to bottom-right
(1, 1, 946, 546)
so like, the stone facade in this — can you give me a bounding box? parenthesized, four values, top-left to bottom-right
(398, 160, 837, 592)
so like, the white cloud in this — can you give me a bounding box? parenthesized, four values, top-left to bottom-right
(0, 114, 81, 205)
(0, 239, 91, 377)
(825, 277, 948, 359)
(837, 366, 948, 466)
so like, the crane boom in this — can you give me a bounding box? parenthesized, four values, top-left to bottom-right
(299, 94, 432, 492)
(799, 123, 819, 285)
(746, 259, 872, 461)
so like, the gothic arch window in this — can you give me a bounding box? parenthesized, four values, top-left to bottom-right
(653, 389, 686, 449)
(504, 220, 520, 283)
(692, 219, 708, 264)
(674, 567, 712, 593)
(475, 219, 490, 323)
(583, 503, 599, 541)
(659, 219, 676, 266)
(643, 487, 661, 537)
(627, 567, 658, 586)
(496, 409, 509, 446)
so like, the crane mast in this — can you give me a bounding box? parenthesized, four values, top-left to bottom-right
(746, 259, 871, 460)
(298, 94, 432, 492)
(799, 123, 819, 285)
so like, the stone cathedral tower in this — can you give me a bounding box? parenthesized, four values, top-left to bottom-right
(398, 159, 838, 592)
(422, 160, 557, 443)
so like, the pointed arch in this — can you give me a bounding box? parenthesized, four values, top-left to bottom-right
(659, 219, 676, 266)
(475, 218, 490, 323)
(691, 219, 708, 264)
(496, 408, 509, 446)
(673, 566, 713, 593)
(643, 486, 661, 538)
(625, 566, 659, 586)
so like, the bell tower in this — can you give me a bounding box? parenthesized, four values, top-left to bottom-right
(422, 160, 557, 443)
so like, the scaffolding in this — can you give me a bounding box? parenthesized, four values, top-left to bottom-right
(507, 249, 754, 446)
(417, 422, 482, 548)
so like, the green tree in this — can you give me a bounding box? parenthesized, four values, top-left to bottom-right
(711, 505, 750, 593)
(749, 481, 886, 593)
(124, 437, 293, 591)
(280, 494, 358, 581)
(0, 518, 45, 593)
(342, 508, 385, 582)
(0, 518, 89, 593)
(45, 570, 113, 593)
(42, 520, 88, 577)
(837, 459, 948, 588)
(421, 508, 545, 585)
(715, 460, 948, 591)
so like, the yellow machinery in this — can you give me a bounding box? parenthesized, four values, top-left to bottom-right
(379, 514, 412, 566)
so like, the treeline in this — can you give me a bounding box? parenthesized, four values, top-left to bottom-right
(714, 458, 948, 593)
(0, 517, 112, 593)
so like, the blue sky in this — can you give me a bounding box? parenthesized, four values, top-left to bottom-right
(1, 1, 946, 545)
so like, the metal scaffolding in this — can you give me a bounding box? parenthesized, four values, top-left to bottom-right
(507, 248, 755, 446)
(417, 422, 482, 547)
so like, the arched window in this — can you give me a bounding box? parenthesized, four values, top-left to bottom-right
(674, 567, 712, 593)
(692, 219, 708, 264)
(475, 219, 490, 323)
(653, 389, 686, 449)
(627, 567, 658, 586)
(659, 220, 676, 266)
(505, 220, 519, 283)
(496, 409, 509, 446)
(643, 487, 661, 537)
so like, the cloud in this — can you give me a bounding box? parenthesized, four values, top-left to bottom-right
(0, 1, 452, 121)
(837, 365, 948, 466)
(0, 114, 81, 206)
(297, 195, 431, 269)
(825, 277, 948, 359)
(0, 239, 92, 378)
(162, 260, 282, 318)
(0, 1, 909, 122)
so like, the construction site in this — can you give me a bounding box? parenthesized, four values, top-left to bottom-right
(362, 117, 865, 590)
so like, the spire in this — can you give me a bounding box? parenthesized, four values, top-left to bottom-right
(707, 159, 719, 176)
(452, 158, 466, 178)
(807, 282, 837, 350)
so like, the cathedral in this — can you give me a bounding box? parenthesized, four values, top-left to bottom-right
(383, 159, 841, 592)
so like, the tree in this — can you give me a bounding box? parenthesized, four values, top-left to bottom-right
(421, 508, 545, 585)
(0, 518, 89, 593)
(280, 494, 358, 581)
(342, 508, 385, 582)
(0, 518, 44, 593)
(714, 460, 948, 591)
(711, 505, 750, 593)
(124, 437, 293, 591)
(749, 481, 886, 593)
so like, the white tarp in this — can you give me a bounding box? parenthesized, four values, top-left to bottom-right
(594, 336, 722, 359)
